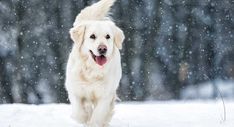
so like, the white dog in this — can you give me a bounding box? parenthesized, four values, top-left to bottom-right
(65, 0, 125, 127)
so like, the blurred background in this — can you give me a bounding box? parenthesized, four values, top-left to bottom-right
(0, 0, 234, 104)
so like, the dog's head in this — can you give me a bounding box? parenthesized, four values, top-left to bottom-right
(70, 21, 124, 66)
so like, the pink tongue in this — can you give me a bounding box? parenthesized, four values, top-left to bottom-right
(95, 56, 107, 66)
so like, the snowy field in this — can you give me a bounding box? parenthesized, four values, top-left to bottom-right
(0, 101, 234, 127)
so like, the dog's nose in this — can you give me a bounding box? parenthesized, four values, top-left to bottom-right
(98, 45, 107, 55)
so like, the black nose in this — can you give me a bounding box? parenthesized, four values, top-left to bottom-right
(98, 45, 107, 55)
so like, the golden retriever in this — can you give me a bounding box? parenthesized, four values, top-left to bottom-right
(65, 0, 124, 127)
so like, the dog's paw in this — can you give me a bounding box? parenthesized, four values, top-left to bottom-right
(71, 112, 88, 124)
(86, 122, 102, 127)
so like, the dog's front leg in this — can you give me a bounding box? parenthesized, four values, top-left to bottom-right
(70, 96, 90, 124)
(88, 96, 115, 127)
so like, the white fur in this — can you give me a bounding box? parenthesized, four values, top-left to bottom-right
(65, 0, 124, 127)
(74, 0, 116, 26)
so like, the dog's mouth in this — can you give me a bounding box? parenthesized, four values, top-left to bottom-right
(89, 50, 107, 66)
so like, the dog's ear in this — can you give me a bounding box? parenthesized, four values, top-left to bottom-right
(70, 25, 86, 47)
(113, 26, 125, 49)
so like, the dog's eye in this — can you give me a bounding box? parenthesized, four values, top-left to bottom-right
(106, 34, 110, 39)
(90, 34, 96, 39)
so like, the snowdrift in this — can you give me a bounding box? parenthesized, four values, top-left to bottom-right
(0, 101, 233, 127)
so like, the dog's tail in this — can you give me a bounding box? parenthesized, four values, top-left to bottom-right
(73, 0, 116, 26)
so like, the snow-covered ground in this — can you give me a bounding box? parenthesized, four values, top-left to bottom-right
(0, 101, 234, 127)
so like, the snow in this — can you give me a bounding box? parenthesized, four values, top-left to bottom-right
(0, 101, 234, 127)
(181, 80, 234, 99)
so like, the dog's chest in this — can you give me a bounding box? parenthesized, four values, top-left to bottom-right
(78, 82, 107, 101)
(79, 65, 107, 82)
(76, 65, 117, 99)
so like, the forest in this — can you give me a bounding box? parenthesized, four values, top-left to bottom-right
(0, 0, 234, 104)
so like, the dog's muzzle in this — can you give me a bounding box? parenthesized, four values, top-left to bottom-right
(90, 50, 107, 66)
